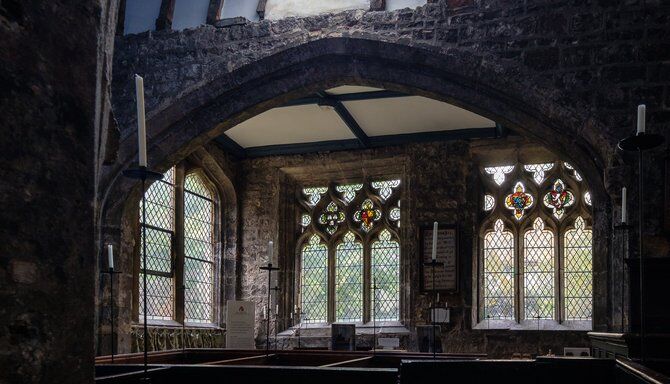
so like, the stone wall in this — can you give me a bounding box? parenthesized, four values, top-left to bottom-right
(0, 1, 115, 383)
(234, 136, 591, 357)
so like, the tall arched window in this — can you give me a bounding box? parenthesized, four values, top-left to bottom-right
(297, 179, 402, 324)
(138, 166, 220, 325)
(478, 162, 592, 327)
(183, 173, 216, 323)
(300, 235, 328, 323)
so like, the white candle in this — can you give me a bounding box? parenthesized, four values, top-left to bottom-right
(637, 104, 646, 135)
(431, 222, 438, 261)
(135, 74, 148, 167)
(622, 187, 627, 224)
(262, 307, 267, 319)
(294, 304, 298, 313)
(268, 241, 274, 265)
(275, 304, 279, 314)
(107, 244, 114, 270)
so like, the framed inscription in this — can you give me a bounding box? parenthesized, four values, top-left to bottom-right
(420, 224, 458, 292)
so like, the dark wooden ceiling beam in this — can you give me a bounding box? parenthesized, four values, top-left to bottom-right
(282, 90, 407, 107)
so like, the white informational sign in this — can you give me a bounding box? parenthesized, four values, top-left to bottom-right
(225, 300, 255, 349)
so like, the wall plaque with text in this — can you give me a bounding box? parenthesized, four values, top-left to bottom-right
(420, 224, 458, 292)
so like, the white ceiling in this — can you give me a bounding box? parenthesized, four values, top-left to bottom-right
(223, 86, 496, 149)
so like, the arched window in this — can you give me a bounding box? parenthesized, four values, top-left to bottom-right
(336, 232, 364, 322)
(478, 162, 592, 327)
(371, 229, 400, 321)
(300, 235, 328, 324)
(483, 219, 515, 320)
(298, 179, 402, 324)
(138, 166, 220, 325)
(183, 173, 216, 323)
(139, 168, 175, 321)
(564, 217, 593, 320)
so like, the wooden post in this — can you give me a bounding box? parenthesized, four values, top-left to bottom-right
(257, 0, 267, 20)
(207, 0, 224, 24)
(155, 0, 176, 31)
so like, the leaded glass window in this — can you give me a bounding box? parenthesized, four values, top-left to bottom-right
(483, 220, 515, 320)
(523, 218, 555, 320)
(564, 217, 593, 320)
(300, 235, 328, 323)
(479, 160, 592, 325)
(335, 232, 363, 322)
(183, 173, 215, 323)
(137, 166, 221, 326)
(297, 178, 402, 324)
(140, 168, 175, 321)
(372, 230, 400, 321)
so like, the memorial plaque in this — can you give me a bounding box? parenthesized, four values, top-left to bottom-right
(420, 224, 458, 291)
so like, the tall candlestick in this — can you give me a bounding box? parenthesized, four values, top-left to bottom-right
(275, 304, 279, 314)
(637, 104, 646, 135)
(268, 241, 274, 265)
(135, 75, 148, 167)
(622, 187, 627, 224)
(107, 244, 114, 270)
(431, 221, 438, 261)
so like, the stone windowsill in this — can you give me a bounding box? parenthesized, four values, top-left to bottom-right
(472, 319, 592, 331)
(132, 320, 225, 330)
(278, 321, 410, 336)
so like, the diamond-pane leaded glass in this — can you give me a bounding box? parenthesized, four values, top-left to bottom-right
(372, 230, 400, 321)
(336, 183, 363, 204)
(564, 217, 592, 320)
(139, 168, 175, 321)
(336, 232, 363, 322)
(184, 174, 215, 323)
(484, 165, 514, 186)
(523, 163, 554, 185)
(300, 214, 311, 228)
(371, 179, 400, 201)
(139, 274, 174, 321)
(483, 220, 515, 319)
(523, 218, 555, 320)
(303, 187, 328, 206)
(301, 235, 328, 323)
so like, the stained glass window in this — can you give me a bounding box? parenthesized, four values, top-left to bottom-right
(353, 199, 382, 232)
(484, 165, 514, 186)
(335, 232, 363, 322)
(139, 168, 175, 321)
(300, 235, 328, 323)
(371, 179, 401, 201)
(523, 218, 555, 320)
(318, 201, 345, 235)
(504, 181, 533, 220)
(336, 183, 363, 204)
(483, 220, 515, 320)
(564, 217, 592, 320)
(543, 179, 574, 220)
(297, 180, 402, 324)
(372, 230, 400, 321)
(183, 173, 215, 323)
(523, 163, 554, 185)
(303, 187, 328, 206)
(479, 160, 592, 326)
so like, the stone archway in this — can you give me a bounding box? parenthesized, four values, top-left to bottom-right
(99, 37, 618, 348)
